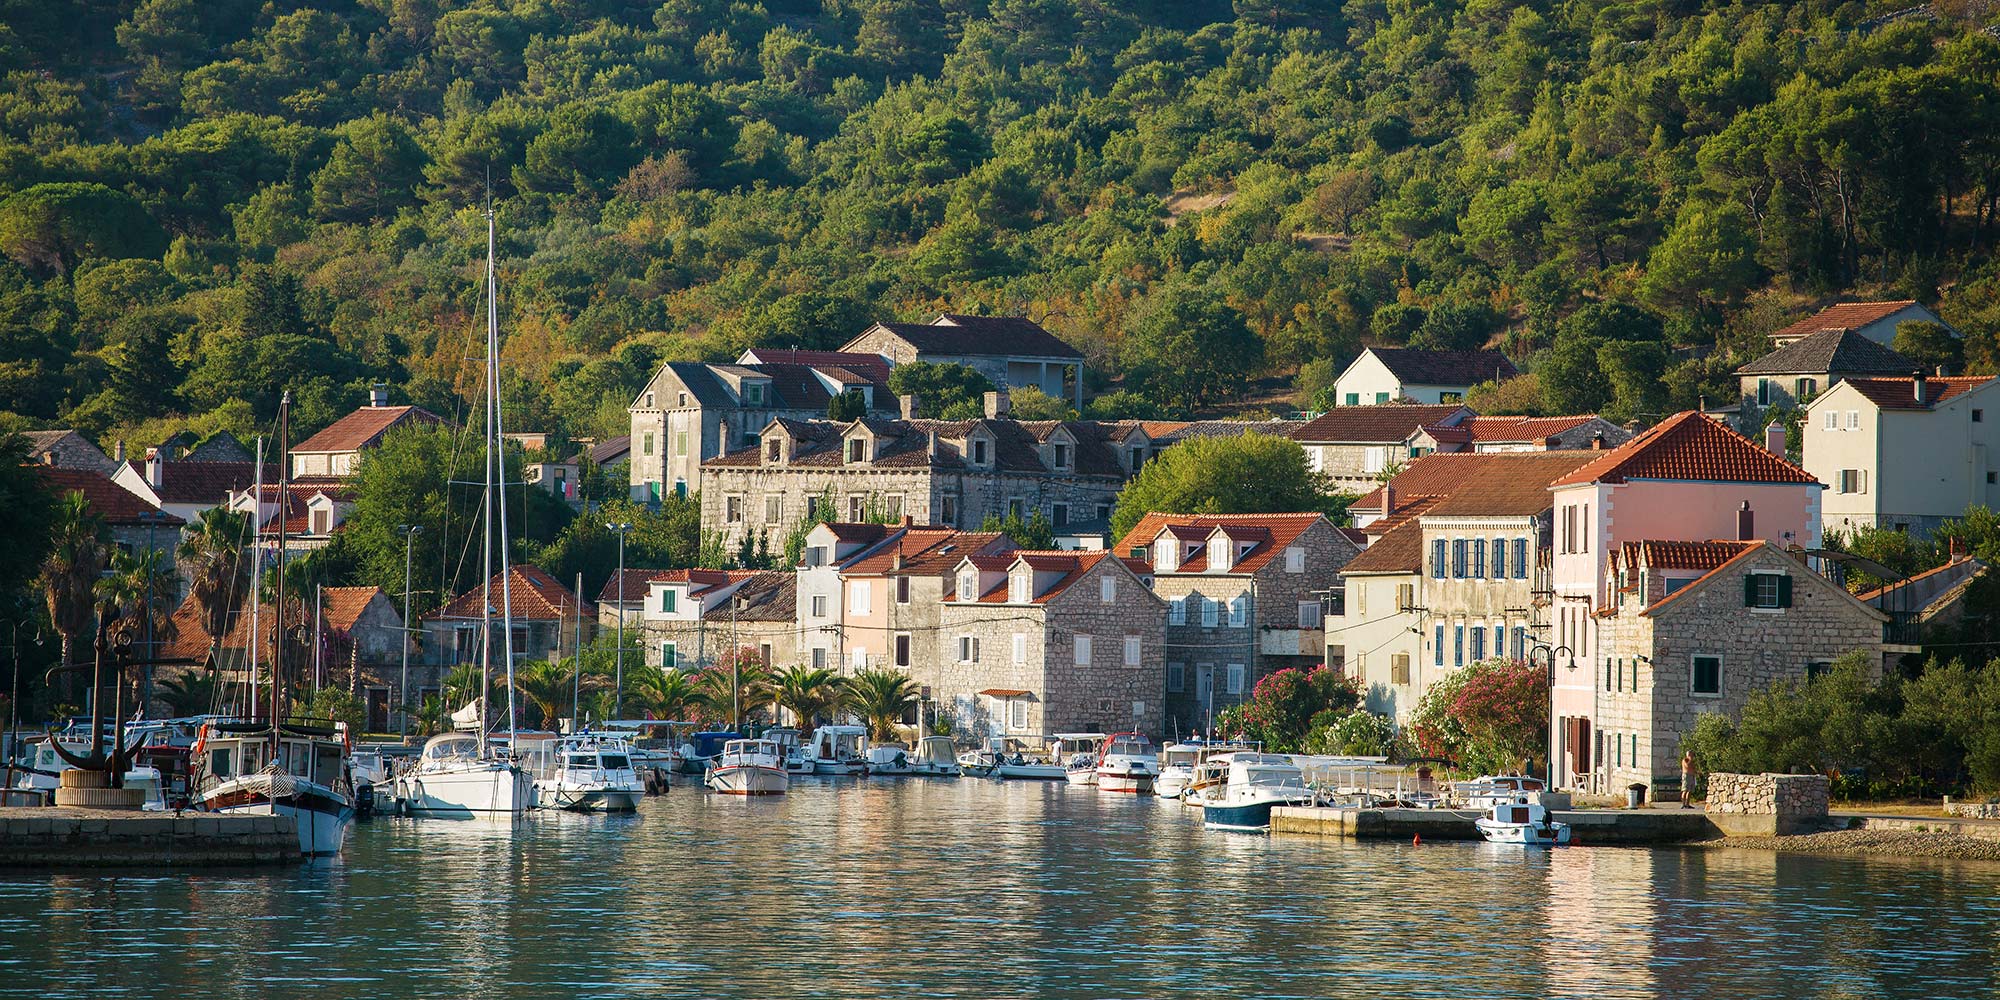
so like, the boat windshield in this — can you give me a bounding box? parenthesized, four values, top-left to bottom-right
(600, 754, 630, 770)
(427, 737, 478, 760)
(566, 755, 597, 768)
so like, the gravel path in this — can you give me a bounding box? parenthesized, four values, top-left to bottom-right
(1709, 828, 2000, 862)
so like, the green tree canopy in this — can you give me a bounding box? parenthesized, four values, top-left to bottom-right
(0, 182, 166, 276)
(885, 361, 996, 420)
(1109, 432, 1341, 540)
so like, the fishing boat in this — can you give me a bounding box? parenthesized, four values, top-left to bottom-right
(673, 730, 741, 775)
(706, 739, 789, 795)
(909, 735, 960, 777)
(191, 718, 356, 854)
(1155, 742, 1204, 799)
(806, 724, 869, 775)
(529, 734, 645, 812)
(1191, 752, 1315, 832)
(1094, 732, 1159, 794)
(1475, 796, 1572, 846)
(763, 727, 816, 775)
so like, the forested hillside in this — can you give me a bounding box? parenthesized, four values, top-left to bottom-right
(4, 0, 2000, 444)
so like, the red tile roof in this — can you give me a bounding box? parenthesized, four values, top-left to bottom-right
(1637, 541, 1879, 620)
(595, 567, 749, 603)
(1342, 519, 1425, 574)
(950, 550, 1146, 604)
(39, 467, 182, 526)
(293, 405, 448, 455)
(1451, 415, 1604, 443)
(1616, 540, 1755, 574)
(432, 565, 593, 622)
(1288, 404, 1469, 444)
(1110, 513, 1337, 574)
(1547, 411, 1816, 487)
(1350, 452, 1597, 516)
(125, 460, 274, 505)
(841, 529, 1012, 575)
(1770, 300, 1922, 341)
(1841, 376, 1995, 410)
(320, 587, 390, 632)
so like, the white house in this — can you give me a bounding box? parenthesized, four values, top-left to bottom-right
(1803, 373, 2000, 538)
(1331, 348, 1517, 407)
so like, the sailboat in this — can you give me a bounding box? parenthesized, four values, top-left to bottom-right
(394, 207, 534, 818)
(190, 392, 358, 855)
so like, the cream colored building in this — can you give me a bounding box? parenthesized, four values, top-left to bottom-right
(1330, 348, 1516, 407)
(1803, 374, 2000, 539)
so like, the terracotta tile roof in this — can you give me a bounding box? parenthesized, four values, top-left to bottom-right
(431, 565, 593, 622)
(1365, 348, 1518, 386)
(1433, 415, 1607, 444)
(849, 314, 1083, 360)
(1770, 300, 1922, 342)
(1349, 493, 1442, 537)
(125, 460, 274, 505)
(705, 417, 1130, 477)
(319, 587, 390, 632)
(823, 522, 893, 545)
(293, 405, 448, 455)
(1616, 540, 1755, 574)
(1637, 542, 1883, 621)
(1343, 520, 1425, 574)
(841, 530, 1012, 575)
(1110, 513, 1336, 574)
(594, 567, 757, 603)
(949, 550, 1144, 604)
(1289, 404, 1468, 444)
(38, 467, 182, 526)
(1736, 328, 1917, 377)
(1548, 411, 1816, 487)
(1841, 376, 1996, 410)
(588, 436, 630, 465)
(1350, 452, 1596, 515)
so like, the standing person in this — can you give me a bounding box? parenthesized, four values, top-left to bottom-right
(1681, 749, 1697, 808)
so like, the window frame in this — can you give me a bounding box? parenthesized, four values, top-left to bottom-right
(1690, 654, 1722, 698)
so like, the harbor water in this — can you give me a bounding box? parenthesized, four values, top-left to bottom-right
(2, 779, 1996, 999)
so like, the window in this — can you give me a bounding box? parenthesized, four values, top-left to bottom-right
(1012, 633, 1026, 665)
(1511, 627, 1526, 661)
(1453, 625, 1464, 667)
(1299, 600, 1323, 629)
(1123, 636, 1141, 666)
(1008, 498, 1024, 520)
(1008, 571, 1031, 604)
(759, 643, 772, 667)
(1691, 655, 1722, 696)
(1207, 536, 1228, 569)
(1513, 538, 1529, 579)
(957, 571, 976, 599)
(810, 595, 827, 618)
(1008, 698, 1029, 731)
(765, 496, 783, 524)
(1201, 596, 1220, 628)
(1490, 538, 1505, 578)
(1615, 658, 1623, 692)
(1285, 547, 1304, 573)
(673, 431, 688, 457)
(1847, 410, 1860, 430)
(1052, 503, 1069, 527)
(767, 438, 782, 462)
(1130, 447, 1146, 472)
(1226, 663, 1246, 694)
(896, 577, 911, 604)
(852, 647, 868, 670)
(1074, 635, 1093, 666)
(1167, 662, 1186, 693)
(1052, 442, 1070, 469)
(957, 636, 980, 663)
(725, 496, 742, 523)
(848, 496, 866, 521)
(1795, 377, 1816, 400)
(972, 439, 989, 465)
(1432, 540, 1447, 579)
(1391, 654, 1411, 685)
(939, 495, 958, 525)
(1395, 583, 1414, 611)
(1469, 626, 1485, 661)
(1434, 625, 1444, 667)
(1374, 392, 1390, 404)
(1823, 410, 1838, 430)
(660, 642, 678, 668)
(1976, 409, 1986, 423)
(1362, 446, 1387, 474)
(642, 432, 654, 456)
(1493, 626, 1505, 660)
(847, 439, 866, 463)
(850, 581, 872, 615)
(1228, 595, 1249, 628)
(1805, 660, 1832, 679)
(1744, 572, 1791, 609)
(1989, 472, 1997, 485)
(745, 382, 764, 405)
(812, 647, 827, 669)
(1757, 378, 1771, 405)
(1168, 596, 1187, 625)
(883, 495, 904, 520)
(1100, 576, 1116, 603)
(645, 392, 655, 408)
(1471, 539, 1485, 578)
(1839, 469, 1866, 494)
(1452, 539, 1468, 578)
(1561, 506, 1575, 553)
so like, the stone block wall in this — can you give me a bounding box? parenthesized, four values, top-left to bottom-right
(0, 811, 300, 867)
(1705, 772, 1830, 835)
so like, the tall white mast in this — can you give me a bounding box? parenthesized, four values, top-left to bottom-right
(248, 435, 263, 716)
(485, 204, 521, 751)
(477, 209, 496, 759)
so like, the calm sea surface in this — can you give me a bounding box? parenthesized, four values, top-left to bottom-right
(1, 779, 1996, 999)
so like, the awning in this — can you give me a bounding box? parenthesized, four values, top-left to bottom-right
(978, 688, 1031, 698)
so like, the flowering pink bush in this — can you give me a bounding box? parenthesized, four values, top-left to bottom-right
(1410, 659, 1547, 773)
(1214, 664, 1359, 753)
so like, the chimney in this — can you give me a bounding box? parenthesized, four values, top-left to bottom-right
(113, 439, 126, 463)
(369, 383, 390, 407)
(1763, 421, 1785, 455)
(146, 450, 164, 488)
(983, 390, 1011, 420)
(900, 393, 920, 420)
(1913, 369, 1927, 405)
(1591, 431, 1605, 450)
(1381, 483, 1396, 517)
(1736, 501, 1754, 541)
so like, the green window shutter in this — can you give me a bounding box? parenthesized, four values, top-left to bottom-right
(1777, 575, 1793, 608)
(1743, 574, 1757, 607)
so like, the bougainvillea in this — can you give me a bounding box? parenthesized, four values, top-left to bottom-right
(1213, 665, 1359, 753)
(1410, 659, 1549, 775)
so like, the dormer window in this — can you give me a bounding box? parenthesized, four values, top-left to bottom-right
(972, 438, 989, 465)
(1009, 571, 1031, 603)
(766, 439, 782, 463)
(1154, 541, 1177, 573)
(1129, 447, 1144, 472)
(958, 570, 975, 598)
(847, 439, 867, 463)
(1052, 442, 1070, 470)
(745, 382, 765, 406)
(1207, 537, 1228, 570)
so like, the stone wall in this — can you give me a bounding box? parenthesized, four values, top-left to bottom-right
(1705, 772, 1830, 835)
(0, 809, 300, 866)
(1944, 800, 2000, 820)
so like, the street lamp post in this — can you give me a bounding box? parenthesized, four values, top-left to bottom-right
(608, 521, 631, 716)
(4, 619, 44, 768)
(138, 510, 174, 711)
(1532, 642, 1575, 788)
(398, 524, 422, 739)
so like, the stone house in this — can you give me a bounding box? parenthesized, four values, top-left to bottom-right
(161, 585, 412, 730)
(289, 388, 449, 479)
(23, 429, 116, 473)
(1286, 404, 1472, 492)
(1406, 415, 1632, 455)
(1735, 328, 1919, 419)
(1112, 513, 1360, 735)
(698, 402, 1137, 552)
(1803, 374, 2000, 539)
(225, 480, 355, 557)
(626, 353, 896, 502)
(112, 450, 271, 524)
(795, 522, 896, 672)
(1765, 299, 1948, 348)
(1331, 348, 1518, 407)
(596, 568, 796, 671)
(1546, 412, 1825, 790)
(831, 527, 1015, 675)
(1588, 540, 1886, 796)
(939, 550, 1166, 742)
(839, 313, 1086, 411)
(424, 565, 594, 668)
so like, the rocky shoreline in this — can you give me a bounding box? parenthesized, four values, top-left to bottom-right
(1704, 828, 2000, 862)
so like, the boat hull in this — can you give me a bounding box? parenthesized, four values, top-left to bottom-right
(198, 775, 355, 854)
(707, 764, 789, 795)
(1200, 794, 1312, 832)
(397, 764, 533, 817)
(535, 783, 644, 812)
(1065, 768, 1099, 786)
(809, 760, 864, 776)
(1476, 818, 1572, 846)
(1096, 764, 1157, 793)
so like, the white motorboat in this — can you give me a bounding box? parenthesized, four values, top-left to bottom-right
(393, 733, 534, 817)
(1475, 797, 1572, 846)
(1461, 775, 1547, 810)
(1191, 752, 1315, 832)
(706, 739, 789, 795)
(863, 743, 915, 776)
(1094, 732, 1159, 794)
(806, 725, 869, 775)
(1155, 742, 1203, 798)
(530, 734, 645, 812)
(764, 727, 816, 775)
(191, 719, 356, 855)
(957, 737, 1063, 780)
(909, 736, 960, 777)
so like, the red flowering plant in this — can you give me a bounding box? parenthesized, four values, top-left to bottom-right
(1213, 664, 1359, 753)
(1409, 658, 1548, 775)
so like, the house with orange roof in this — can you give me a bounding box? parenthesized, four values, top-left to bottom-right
(1587, 540, 1885, 796)
(1546, 411, 1825, 790)
(1406, 414, 1631, 456)
(289, 387, 449, 479)
(596, 568, 796, 672)
(1112, 513, 1358, 733)
(1802, 373, 2000, 538)
(423, 565, 594, 670)
(160, 585, 410, 729)
(939, 549, 1165, 741)
(832, 527, 1015, 678)
(1765, 299, 1948, 348)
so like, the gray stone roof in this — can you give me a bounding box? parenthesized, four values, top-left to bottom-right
(1735, 328, 1919, 376)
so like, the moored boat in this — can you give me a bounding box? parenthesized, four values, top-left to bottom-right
(191, 718, 356, 854)
(530, 734, 645, 812)
(806, 725, 869, 775)
(673, 730, 741, 775)
(1191, 752, 1315, 832)
(1155, 742, 1203, 798)
(1474, 797, 1571, 846)
(393, 732, 534, 817)
(863, 743, 915, 776)
(706, 739, 789, 795)
(1094, 732, 1158, 793)
(909, 735, 960, 776)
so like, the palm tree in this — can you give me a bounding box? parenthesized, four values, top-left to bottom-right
(845, 669, 918, 743)
(441, 664, 482, 709)
(625, 663, 705, 721)
(694, 657, 774, 728)
(413, 693, 448, 736)
(177, 507, 249, 673)
(157, 669, 218, 716)
(771, 664, 845, 735)
(39, 492, 109, 702)
(97, 547, 179, 694)
(511, 658, 607, 730)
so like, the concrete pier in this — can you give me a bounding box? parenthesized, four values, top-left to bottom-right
(0, 807, 300, 867)
(1271, 805, 1720, 844)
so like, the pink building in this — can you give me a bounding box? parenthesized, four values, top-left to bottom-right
(1544, 411, 1822, 788)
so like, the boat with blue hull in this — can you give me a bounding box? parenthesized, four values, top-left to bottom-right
(1192, 753, 1316, 833)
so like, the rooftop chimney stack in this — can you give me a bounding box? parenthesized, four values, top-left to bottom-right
(113, 439, 125, 463)
(983, 390, 1011, 420)
(900, 393, 920, 420)
(146, 450, 164, 488)
(1381, 483, 1396, 518)
(369, 383, 389, 407)
(1764, 421, 1785, 455)
(1591, 431, 1605, 450)
(1913, 369, 1927, 405)
(1736, 500, 1755, 541)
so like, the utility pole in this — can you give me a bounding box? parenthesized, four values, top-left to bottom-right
(608, 521, 631, 716)
(398, 524, 421, 739)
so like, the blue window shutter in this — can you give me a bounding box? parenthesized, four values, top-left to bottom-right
(1490, 538, 1504, 578)
(1514, 538, 1528, 578)
(1434, 626, 1444, 667)
(1472, 539, 1485, 578)
(1432, 540, 1446, 579)
(1453, 625, 1464, 666)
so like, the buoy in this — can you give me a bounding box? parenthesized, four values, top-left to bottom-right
(1413, 833, 1421, 845)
